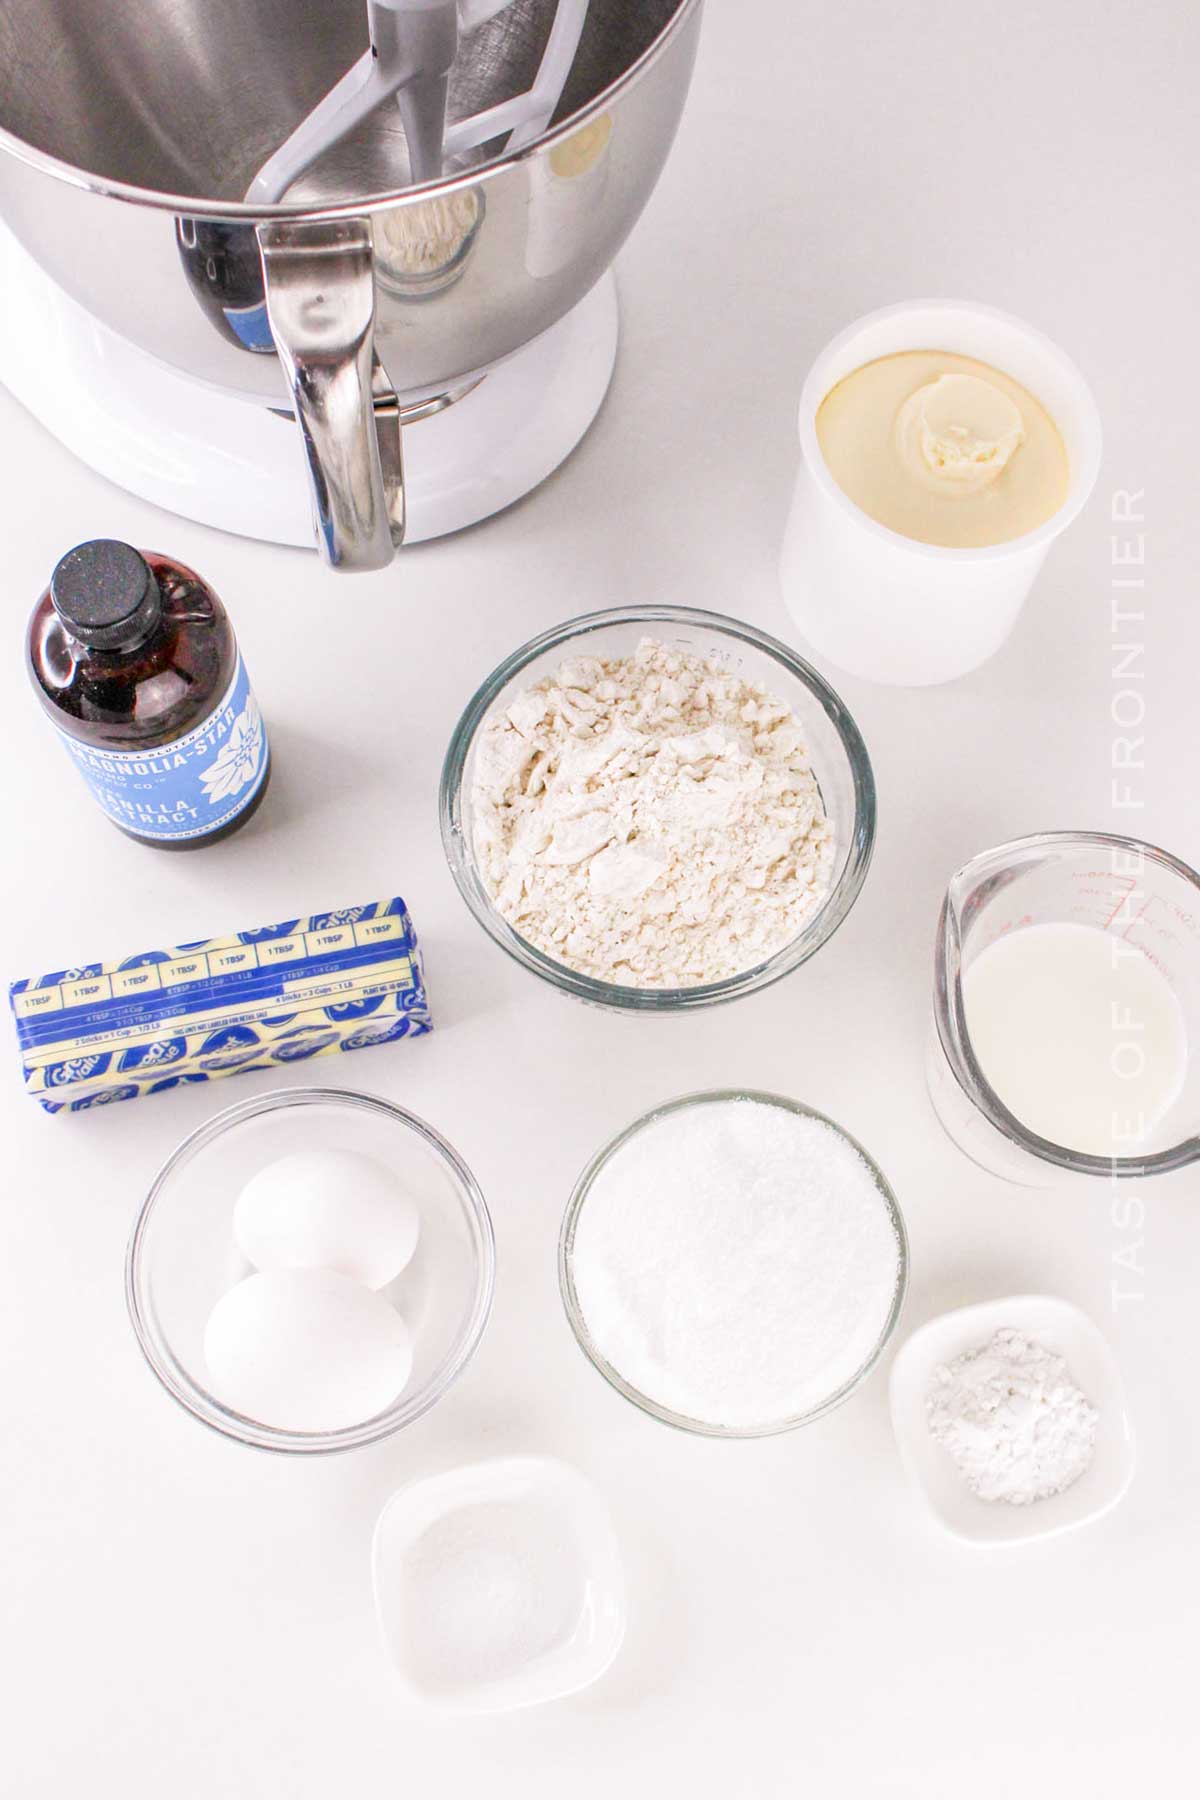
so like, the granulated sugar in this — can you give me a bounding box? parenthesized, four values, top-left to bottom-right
(569, 1098, 903, 1430)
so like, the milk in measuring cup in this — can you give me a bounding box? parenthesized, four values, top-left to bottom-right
(963, 923, 1187, 1156)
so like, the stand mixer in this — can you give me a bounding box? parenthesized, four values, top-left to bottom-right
(0, 0, 703, 570)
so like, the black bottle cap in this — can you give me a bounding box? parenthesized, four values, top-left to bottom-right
(50, 540, 163, 651)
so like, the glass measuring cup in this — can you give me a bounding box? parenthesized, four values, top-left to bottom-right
(927, 833, 1200, 1185)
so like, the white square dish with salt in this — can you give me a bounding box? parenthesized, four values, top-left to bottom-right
(372, 1457, 626, 1713)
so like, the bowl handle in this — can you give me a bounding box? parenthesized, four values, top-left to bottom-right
(257, 218, 404, 571)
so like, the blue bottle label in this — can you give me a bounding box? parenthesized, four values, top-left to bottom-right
(55, 654, 269, 842)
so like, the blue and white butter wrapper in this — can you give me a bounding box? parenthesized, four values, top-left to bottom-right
(9, 898, 430, 1114)
(52, 653, 268, 842)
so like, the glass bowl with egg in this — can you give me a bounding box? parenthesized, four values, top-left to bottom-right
(126, 1087, 496, 1454)
(439, 605, 876, 1013)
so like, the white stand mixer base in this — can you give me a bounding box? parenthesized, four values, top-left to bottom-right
(0, 217, 619, 549)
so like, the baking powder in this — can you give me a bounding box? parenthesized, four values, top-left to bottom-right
(926, 1329, 1099, 1505)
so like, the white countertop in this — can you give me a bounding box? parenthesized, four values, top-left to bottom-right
(2, 2, 1197, 1793)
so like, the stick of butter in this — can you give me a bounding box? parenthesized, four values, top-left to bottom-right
(9, 898, 430, 1114)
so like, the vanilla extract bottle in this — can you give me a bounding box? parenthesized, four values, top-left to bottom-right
(27, 540, 270, 848)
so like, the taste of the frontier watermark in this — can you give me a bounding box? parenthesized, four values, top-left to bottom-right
(1109, 485, 1146, 1313)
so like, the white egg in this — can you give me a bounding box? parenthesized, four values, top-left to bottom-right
(233, 1149, 420, 1289)
(203, 1269, 414, 1433)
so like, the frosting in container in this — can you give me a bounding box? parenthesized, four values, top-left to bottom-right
(816, 349, 1068, 548)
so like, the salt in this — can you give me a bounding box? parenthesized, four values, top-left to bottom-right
(374, 1459, 626, 1711)
(395, 1502, 579, 1691)
(570, 1097, 903, 1430)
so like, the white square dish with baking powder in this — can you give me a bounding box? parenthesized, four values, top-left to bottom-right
(888, 1294, 1136, 1545)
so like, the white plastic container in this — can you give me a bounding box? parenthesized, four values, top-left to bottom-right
(780, 300, 1103, 686)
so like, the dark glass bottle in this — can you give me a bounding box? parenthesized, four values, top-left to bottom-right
(27, 542, 271, 850)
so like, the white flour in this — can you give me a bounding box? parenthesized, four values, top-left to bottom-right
(926, 1329, 1099, 1505)
(569, 1098, 903, 1430)
(470, 639, 834, 986)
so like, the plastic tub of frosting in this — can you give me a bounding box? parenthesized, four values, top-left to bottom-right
(780, 299, 1102, 686)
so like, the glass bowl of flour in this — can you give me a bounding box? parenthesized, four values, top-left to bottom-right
(440, 606, 876, 1012)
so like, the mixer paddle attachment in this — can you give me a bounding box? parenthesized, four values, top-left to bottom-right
(247, 0, 460, 201)
(246, 0, 591, 569)
(245, 0, 589, 203)
(445, 0, 590, 158)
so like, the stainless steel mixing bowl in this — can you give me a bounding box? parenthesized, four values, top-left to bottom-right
(0, 0, 702, 569)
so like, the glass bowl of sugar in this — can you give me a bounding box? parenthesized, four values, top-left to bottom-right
(559, 1089, 909, 1437)
(439, 605, 876, 1013)
(127, 1087, 496, 1454)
